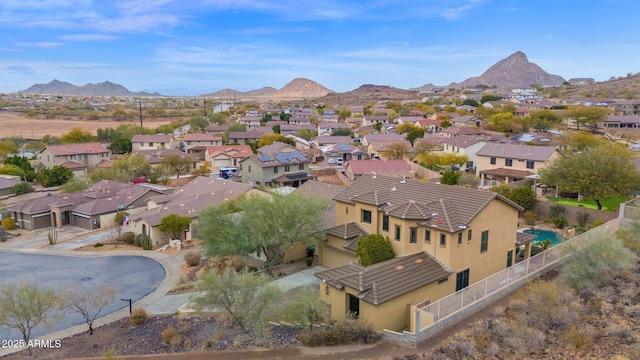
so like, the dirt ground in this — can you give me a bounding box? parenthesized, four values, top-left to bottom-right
(0, 112, 171, 138)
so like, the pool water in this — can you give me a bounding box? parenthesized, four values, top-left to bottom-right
(523, 229, 565, 246)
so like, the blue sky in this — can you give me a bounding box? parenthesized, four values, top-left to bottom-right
(1, 0, 639, 96)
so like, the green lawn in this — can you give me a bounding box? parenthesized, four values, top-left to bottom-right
(546, 196, 627, 211)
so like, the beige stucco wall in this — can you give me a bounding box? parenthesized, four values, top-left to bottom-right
(319, 240, 357, 268)
(475, 151, 559, 177)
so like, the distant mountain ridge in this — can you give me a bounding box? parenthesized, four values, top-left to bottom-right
(19, 80, 161, 96)
(316, 84, 419, 106)
(204, 78, 331, 99)
(413, 51, 566, 91)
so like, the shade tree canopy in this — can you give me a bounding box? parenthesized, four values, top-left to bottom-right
(539, 142, 640, 210)
(197, 192, 330, 273)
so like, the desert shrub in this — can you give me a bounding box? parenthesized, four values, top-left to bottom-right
(500, 325, 546, 355)
(130, 307, 148, 325)
(552, 216, 567, 229)
(214, 256, 247, 273)
(183, 339, 192, 349)
(184, 251, 202, 267)
(134, 233, 150, 247)
(121, 231, 135, 245)
(440, 334, 479, 359)
(94, 243, 103, 247)
(562, 324, 593, 350)
(298, 316, 379, 347)
(561, 232, 636, 295)
(161, 326, 181, 345)
(607, 323, 637, 344)
(510, 281, 582, 333)
(1, 217, 17, 230)
(522, 210, 537, 225)
(592, 219, 604, 228)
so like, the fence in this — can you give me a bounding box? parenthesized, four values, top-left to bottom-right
(383, 215, 622, 346)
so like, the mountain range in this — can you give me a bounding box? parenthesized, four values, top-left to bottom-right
(17, 51, 571, 98)
(18, 80, 161, 97)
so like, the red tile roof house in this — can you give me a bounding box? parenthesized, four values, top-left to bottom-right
(37, 142, 111, 176)
(7, 180, 168, 230)
(131, 134, 175, 151)
(127, 176, 267, 245)
(343, 159, 414, 181)
(475, 143, 560, 187)
(180, 133, 222, 151)
(204, 145, 253, 171)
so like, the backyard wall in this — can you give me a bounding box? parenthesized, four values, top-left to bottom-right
(533, 200, 618, 225)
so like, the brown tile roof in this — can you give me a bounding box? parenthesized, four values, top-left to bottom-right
(206, 145, 253, 159)
(476, 143, 556, 162)
(0, 177, 19, 190)
(316, 136, 352, 145)
(149, 176, 254, 203)
(315, 252, 453, 305)
(257, 142, 297, 155)
(333, 175, 522, 233)
(7, 193, 84, 215)
(479, 167, 534, 178)
(441, 135, 486, 148)
(344, 159, 412, 176)
(325, 222, 369, 240)
(43, 142, 109, 156)
(61, 161, 88, 169)
(363, 133, 403, 143)
(516, 232, 537, 246)
(293, 180, 344, 230)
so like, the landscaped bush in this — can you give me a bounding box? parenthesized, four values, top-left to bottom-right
(11, 182, 34, 195)
(184, 251, 201, 267)
(552, 216, 567, 229)
(522, 210, 537, 225)
(121, 231, 135, 245)
(576, 208, 590, 227)
(161, 326, 181, 345)
(549, 204, 566, 219)
(130, 308, 148, 325)
(1, 218, 17, 230)
(134, 233, 150, 247)
(298, 316, 379, 347)
(141, 238, 153, 250)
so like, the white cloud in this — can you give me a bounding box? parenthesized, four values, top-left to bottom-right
(16, 42, 63, 48)
(61, 34, 118, 41)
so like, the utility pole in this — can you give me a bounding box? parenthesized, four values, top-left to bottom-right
(138, 99, 143, 127)
(203, 97, 207, 119)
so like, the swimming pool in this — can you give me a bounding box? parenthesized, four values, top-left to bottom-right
(523, 229, 565, 246)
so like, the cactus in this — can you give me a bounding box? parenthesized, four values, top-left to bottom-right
(48, 228, 58, 245)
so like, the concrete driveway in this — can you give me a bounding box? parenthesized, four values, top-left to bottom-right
(0, 252, 166, 341)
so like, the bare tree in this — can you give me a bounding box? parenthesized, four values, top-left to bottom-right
(0, 281, 62, 355)
(64, 285, 116, 335)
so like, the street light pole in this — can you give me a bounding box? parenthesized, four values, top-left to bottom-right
(138, 99, 143, 127)
(121, 298, 132, 315)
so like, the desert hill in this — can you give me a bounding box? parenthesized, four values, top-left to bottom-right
(316, 84, 419, 106)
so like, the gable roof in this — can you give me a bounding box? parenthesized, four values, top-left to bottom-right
(315, 252, 453, 305)
(257, 141, 297, 154)
(333, 174, 522, 232)
(476, 143, 557, 161)
(345, 159, 412, 175)
(206, 145, 253, 159)
(41, 142, 109, 156)
(182, 133, 222, 141)
(293, 179, 344, 230)
(131, 134, 173, 143)
(441, 134, 486, 148)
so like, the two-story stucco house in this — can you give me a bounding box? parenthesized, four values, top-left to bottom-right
(181, 133, 223, 151)
(238, 150, 314, 187)
(475, 143, 559, 186)
(440, 135, 487, 171)
(315, 174, 529, 331)
(37, 142, 111, 176)
(131, 134, 175, 151)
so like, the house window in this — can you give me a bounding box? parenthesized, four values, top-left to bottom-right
(425, 230, 431, 243)
(410, 227, 417, 243)
(361, 210, 372, 224)
(456, 269, 470, 291)
(507, 250, 513, 268)
(458, 232, 463, 246)
(160, 142, 165, 147)
(248, 165, 251, 173)
(395, 225, 401, 241)
(440, 234, 446, 247)
(481, 230, 489, 253)
(467, 229, 472, 242)
(187, 141, 191, 145)
(298, 164, 304, 170)
(273, 166, 278, 173)
(490, 157, 496, 165)
(526, 161, 534, 169)
(505, 158, 513, 167)
(148, 142, 153, 147)
(284, 165, 290, 172)
(346, 207, 349, 215)
(382, 215, 389, 232)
